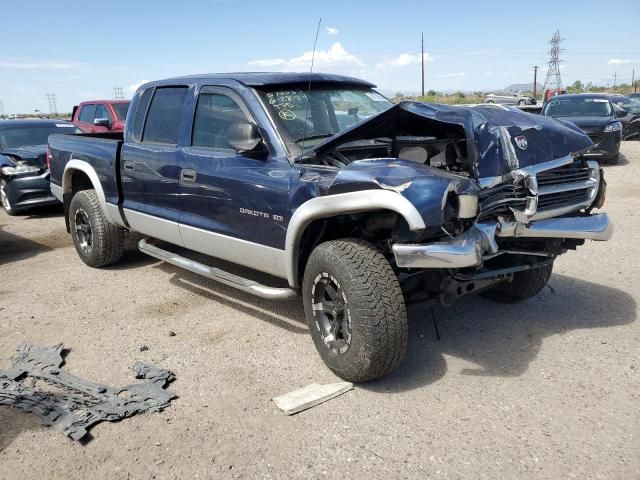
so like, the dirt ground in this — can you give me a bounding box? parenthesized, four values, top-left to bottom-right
(1, 143, 638, 480)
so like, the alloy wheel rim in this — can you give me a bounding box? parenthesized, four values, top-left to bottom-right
(0, 183, 12, 211)
(74, 208, 93, 253)
(311, 272, 352, 354)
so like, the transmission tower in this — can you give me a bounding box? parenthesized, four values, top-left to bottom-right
(46, 93, 58, 115)
(542, 30, 564, 94)
(112, 87, 125, 100)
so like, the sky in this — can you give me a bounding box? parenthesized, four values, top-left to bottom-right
(1, 0, 638, 114)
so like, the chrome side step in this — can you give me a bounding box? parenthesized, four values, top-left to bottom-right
(138, 238, 298, 301)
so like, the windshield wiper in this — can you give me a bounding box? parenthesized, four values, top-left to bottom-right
(294, 133, 335, 143)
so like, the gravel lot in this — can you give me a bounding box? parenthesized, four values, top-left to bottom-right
(1, 142, 638, 479)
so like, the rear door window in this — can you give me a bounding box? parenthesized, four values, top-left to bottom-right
(142, 87, 188, 144)
(78, 104, 96, 123)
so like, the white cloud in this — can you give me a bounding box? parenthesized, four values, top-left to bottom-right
(248, 43, 363, 71)
(608, 58, 631, 65)
(249, 58, 286, 67)
(440, 72, 465, 78)
(0, 58, 87, 69)
(128, 80, 149, 93)
(325, 27, 339, 36)
(376, 52, 434, 68)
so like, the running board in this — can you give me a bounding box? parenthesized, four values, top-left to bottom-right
(138, 238, 297, 301)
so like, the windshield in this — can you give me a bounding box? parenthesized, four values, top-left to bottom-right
(0, 123, 82, 148)
(111, 102, 130, 121)
(543, 97, 613, 117)
(256, 85, 392, 154)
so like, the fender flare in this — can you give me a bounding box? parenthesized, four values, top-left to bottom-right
(62, 159, 117, 225)
(284, 189, 426, 287)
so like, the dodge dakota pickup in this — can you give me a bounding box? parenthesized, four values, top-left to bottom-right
(48, 73, 612, 382)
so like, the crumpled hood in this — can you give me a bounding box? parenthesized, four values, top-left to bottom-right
(310, 101, 593, 179)
(327, 158, 479, 228)
(0, 145, 48, 168)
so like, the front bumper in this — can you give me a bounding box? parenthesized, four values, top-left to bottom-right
(393, 213, 613, 269)
(2, 170, 58, 211)
(583, 130, 621, 159)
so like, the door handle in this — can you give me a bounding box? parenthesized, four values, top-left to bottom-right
(123, 161, 135, 172)
(180, 169, 197, 182)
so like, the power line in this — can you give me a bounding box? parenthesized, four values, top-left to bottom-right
(542, 30, 564, 95)
(112, 87, 125, 100)
(421, 32, 425, 97)
(46, 93, 58, 115)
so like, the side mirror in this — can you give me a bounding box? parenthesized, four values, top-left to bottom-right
(226, 122, 265, 154)
(615, 108, 628, 117)
(94, 117, 111, 128)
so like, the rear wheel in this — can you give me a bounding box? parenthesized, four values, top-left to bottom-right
(302, 238, 408, 382)
(0, 179, 19, 216)
(69, 189, 124, 267)
(481, 263, 553, 304)
(518, 99, 526, 106)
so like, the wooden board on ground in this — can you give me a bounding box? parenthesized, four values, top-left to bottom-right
(273, 382, 354, 415)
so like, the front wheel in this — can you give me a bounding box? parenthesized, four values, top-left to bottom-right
(481, 262, 553, 304)
(0, 179, 19, 216)
(69, 189, 124, 267)
(606, 154, 619, 165)
(302, 239, 408, 382)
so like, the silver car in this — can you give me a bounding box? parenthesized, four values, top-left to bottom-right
(483, 91, 536, 106)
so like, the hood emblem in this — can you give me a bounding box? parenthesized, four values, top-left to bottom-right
(515, 135, 528, 150)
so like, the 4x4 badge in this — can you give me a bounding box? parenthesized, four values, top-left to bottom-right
(515, 135, 528, 150)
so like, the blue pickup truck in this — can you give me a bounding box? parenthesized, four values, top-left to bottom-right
(48, 73, 612, 382)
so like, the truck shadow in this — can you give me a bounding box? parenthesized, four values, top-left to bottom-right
(0, 224, 52, 265)
(160, 264, 307, 335)
(604, 150, 630, 167)
(364, 274, 636, 393)
(0, 407, 41, 452)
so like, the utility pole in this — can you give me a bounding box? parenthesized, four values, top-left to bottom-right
(0, 100, 5, 118)
(633, 67, 637, 93)
(46, 93, 58, 116)
(421, 32, 425, 97)
(533, 66, 539, 98)
(613, 72, 617, 89)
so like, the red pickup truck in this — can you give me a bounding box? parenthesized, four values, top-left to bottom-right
(71, 100, 130, 133)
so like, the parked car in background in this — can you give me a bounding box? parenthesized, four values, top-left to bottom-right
(72, 100, 130, 133)
(610, 97, 640, 140)
(0, 119, 81, 215)
(49, 73, 611, 382)
(628, 93, 640, 99)
(542, 93, 624, 164)
(483, 91, 536, 105)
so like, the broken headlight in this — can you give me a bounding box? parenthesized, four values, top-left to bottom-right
(456, 194, 479, 219)
(1, 163, 40, 176)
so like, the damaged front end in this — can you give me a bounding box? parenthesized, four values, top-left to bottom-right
(303, 101, 612, 304)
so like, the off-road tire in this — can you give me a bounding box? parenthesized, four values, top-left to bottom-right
(302, 238, 408, 382)
(606, 154, 619, 165)
(69, 189, 124, 267)
(0, 179, 19, 216)
(481, 263, 553, 304)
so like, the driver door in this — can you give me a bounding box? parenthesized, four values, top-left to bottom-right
(178, 86, 291, 273)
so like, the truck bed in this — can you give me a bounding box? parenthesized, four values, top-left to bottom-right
(48, 132, 124, 206)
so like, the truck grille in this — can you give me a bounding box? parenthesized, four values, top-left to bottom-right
(479, 158, 599, 221)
